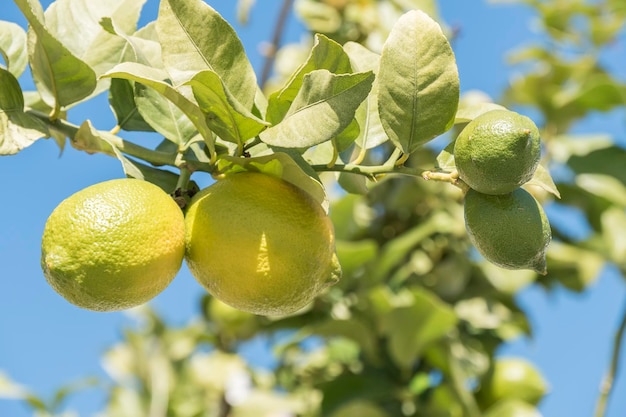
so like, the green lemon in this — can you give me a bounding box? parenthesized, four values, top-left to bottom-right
(477, 358, 548, 409)
(184, 172, 341, 316)
(464, 188, 551, 274)
(454, 110, 541, 195)
(41, 179, 186, 311)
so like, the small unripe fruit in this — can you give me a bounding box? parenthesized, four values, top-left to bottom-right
(454, 110, 541, 195)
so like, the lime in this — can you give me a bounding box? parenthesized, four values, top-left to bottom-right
(454, 110, 541, 195)
(464, 188, 551, 274)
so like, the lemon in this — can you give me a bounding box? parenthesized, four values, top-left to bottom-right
(477, 358, 548, 409)
(184, 172, 341, 316)
(464, 188, 551, 274)
(41, 178, 185, 312)
(484, 400, 543, 417)
(454, 110, 541, 195)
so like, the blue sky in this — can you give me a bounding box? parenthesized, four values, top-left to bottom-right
(1, 1, 625, 416)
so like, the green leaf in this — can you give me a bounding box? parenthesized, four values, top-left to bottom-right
(343, 42, 387, 150)
(0, 371, 29, 399)
(72, 120, 117, 156)
(544, 241, 604, 291)
(44, 0, 146, 77)
(576, 173, 626, 207)
(525, 163, 561, 198)
(260, 70, 374, 148)
(100, 18, 163, 68)
(335, 239, 378, 278)
(14, 0, 97, 109)
(601, 207, 626, 266)
(435, 140, 456, 172)
(101, 62, 215, 150)
(378, 10, 459, 153)
(0, 68, 49, 155)
(267, 34, 353, 124)
(568, 146, 626, 185)
(135, 83, 198, 144)
(108, 78, 154, 132)
(115, 152, 182, 194)
(0, 21, 28, 77)
(380, 288, 457, 370)
(157, 0, 257, 109)
(186, 70, 269, 146)
(216, 152, 328, 211)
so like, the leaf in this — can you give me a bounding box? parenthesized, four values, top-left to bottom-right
(14, 0, 97, 109)
(0, 68, 49, 155)
(344, 42, 387, 150)
(237, 0, 256, 24)
(568, 146, 626, 185)
(72, 120, 117, 156)
(601, 207, 626, 265)
(0, 21, 28, 77)
(335, 239, 378, 278)
(114, 151, 182, 194)
(186, 70, 269, 145)
(108, 78, 154, 132)
(524, 164, 561, 198)
(576, 173, 626, 207)
(216, 152, 329, 212)
(435, 140, 456, 172)
(544, 241, 604, 291)
(260, 70, 374, 148)
(380, 288, 457, 370)
(44, 0, 146, 76)
(157, 0, 257, 109)
(101, 18, 163, 68)
(0, 371, 29, 399)
(135, 83, 198, 144)
(267, 34, 353, 124)
(101, 62, 215, 150)
(378, 10, 459, 153)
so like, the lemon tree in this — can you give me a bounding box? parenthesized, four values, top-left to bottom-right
(41, 178, 185, 311)
(3, 0, 626, 417)
(185, 172, 341, 316)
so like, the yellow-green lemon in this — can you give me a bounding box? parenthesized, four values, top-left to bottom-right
(464, 188, 551, 274)
(41, 179, 186, 311)
(477, 358, 548, 409)
(184, 172, 341, 316)
(454, 110, 541, 195)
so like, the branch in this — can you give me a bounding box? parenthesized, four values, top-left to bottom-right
(260, 0, 294, 89)
(594, 294, 626, 417)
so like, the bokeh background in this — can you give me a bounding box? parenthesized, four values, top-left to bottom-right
(1, 1, 625, 416)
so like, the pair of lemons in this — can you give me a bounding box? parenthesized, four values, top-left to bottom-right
(41, 172, 341, 315)
(454, 110, 551, 274)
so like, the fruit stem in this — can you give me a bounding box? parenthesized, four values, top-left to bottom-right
(176, 166, 192, 192)
(422, 169, 470, 193)
(593, 294, 626, 417)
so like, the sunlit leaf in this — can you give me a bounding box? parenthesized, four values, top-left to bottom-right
(14, 0, 96, 109)
(108, 78, 154, 132)
(544, 240, 604, 291)
(267, 34, 352, 124)
(601, 207, 626, 265)
(0, 21, 28, 77)
(260, 70, 374, 148)
(0, 68, 49, 155)
(525, 164, 560, 198)
(157, 0, 257, 109)
(378, 10, 459, 153)
(186, 70, 269, 145)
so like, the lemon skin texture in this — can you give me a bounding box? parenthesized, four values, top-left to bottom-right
(464, 188, 551, 274)
(41, 179, 186, 312)
(454, 110, 541, 195)
(184, 172, 341, 316)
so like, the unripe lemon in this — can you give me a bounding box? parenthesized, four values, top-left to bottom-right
(184, 172, 341, 316)
(477, 358, 548, 409)
(454, 110, 541, 195)
(41, 179, 186, 311)
(464, 188, 551, 274)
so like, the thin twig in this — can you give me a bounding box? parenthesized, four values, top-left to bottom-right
(260, 0, 294, 89)
(594, 295, 626, 417)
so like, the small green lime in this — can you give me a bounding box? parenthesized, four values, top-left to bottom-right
(464, 188, 551, 274)
(477, 358, 548, 409)
(454, 110, 541, 195)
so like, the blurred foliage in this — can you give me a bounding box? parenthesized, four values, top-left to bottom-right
(2, 0, 626, 416)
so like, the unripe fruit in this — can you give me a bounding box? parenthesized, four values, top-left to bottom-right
(464, 188, 551, 274)
(454, 110, 541, 195)
(477, 358, 548, 409)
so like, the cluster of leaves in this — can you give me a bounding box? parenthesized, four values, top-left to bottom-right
(1, 0, 625, 416)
